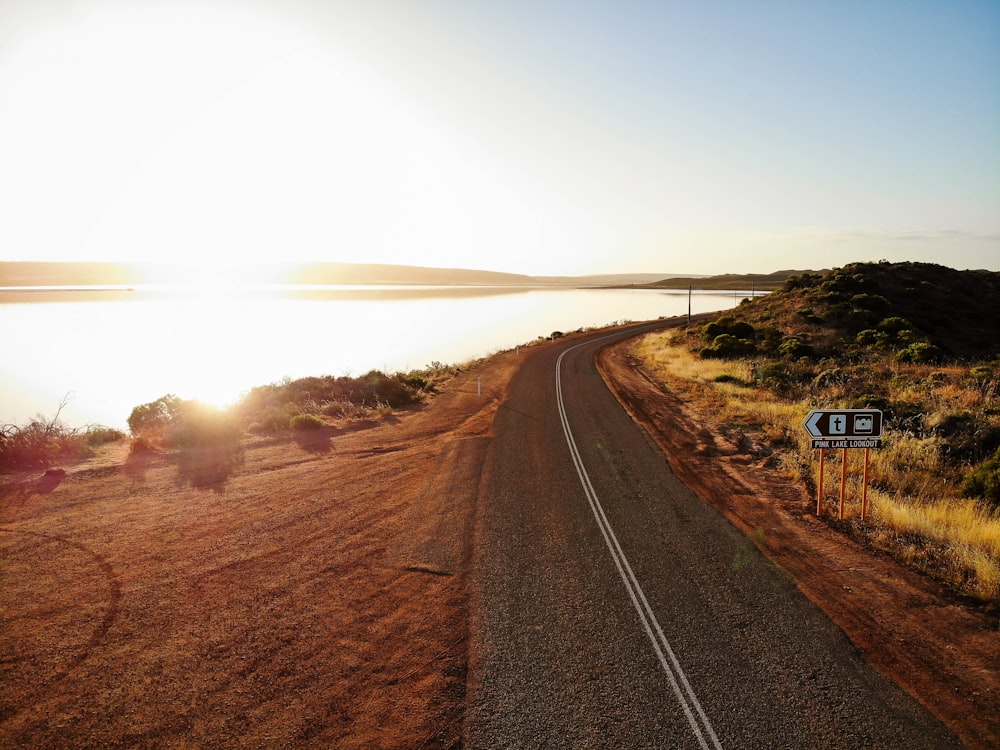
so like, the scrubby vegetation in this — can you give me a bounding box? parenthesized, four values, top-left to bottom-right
(112, 369, 444, 488)
(121, 368, 443, 446)
(289, 413, 324, 431)
(2, 357, 456, 476)
(237, 368, 442, 434)
(0, 399, 125, 472)
(635, 261, 1000, 604)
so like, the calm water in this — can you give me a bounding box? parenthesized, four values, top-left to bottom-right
(1, 285, 741, 429)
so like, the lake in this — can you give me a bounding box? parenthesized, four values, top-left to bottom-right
(0, 285, 742, 430)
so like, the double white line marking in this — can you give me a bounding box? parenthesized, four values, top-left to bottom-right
(556, 339, 723, 750)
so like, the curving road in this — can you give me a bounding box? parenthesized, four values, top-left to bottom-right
(465, 321, 959, 749)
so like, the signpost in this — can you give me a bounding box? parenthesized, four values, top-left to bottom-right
(803, 409, 883, 520)
(803, 409, 883, 449)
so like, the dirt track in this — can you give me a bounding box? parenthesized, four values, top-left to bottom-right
(1, 327, 997, 748)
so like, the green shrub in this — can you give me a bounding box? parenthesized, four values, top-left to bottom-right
(930, 412, 1000, 464)
(855, 329, 892, 348)
(127, 394, 183, 436)
(702, 317, 755, 341)
(700, 334, 756, 359)
(896, 342, 942, 364)
(354, 370, 415, 408)
(962, 446, 1000, 508)
(290, 413, 324, 431)
(126, 395, 241, 449)
(404, 373, 431, 391)
(969, 364, 994, 383)
(83, 426, 126, 447)
(173, 402, 241, 448)
(778, 335, 816, 360)
(812, 368, 846, 390)
(850, 293, 891, 315)
(784, 273, 823, 290)
(249, 404, 296, 434)
(797, 307, 824, 325)
(236, 370, 425, 428)
(755, 326, 785, 354)
(878, 316, 913, 335)
(754, 362, 792, 390)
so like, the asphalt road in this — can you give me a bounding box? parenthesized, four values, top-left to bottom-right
(465, 321, 960, 749)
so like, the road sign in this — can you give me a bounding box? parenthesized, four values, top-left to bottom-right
(803, 409, 883, 449)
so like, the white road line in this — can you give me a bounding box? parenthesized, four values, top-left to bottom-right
(556, 334, 723, 750)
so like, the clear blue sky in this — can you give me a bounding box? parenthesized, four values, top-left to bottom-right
(1, 0, 997, 276)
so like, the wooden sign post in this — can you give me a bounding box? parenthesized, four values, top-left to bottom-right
(804, 409, 883, 520)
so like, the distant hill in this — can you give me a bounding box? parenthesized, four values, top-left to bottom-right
(536, 272, 697, 286)
(285, 262, 535, 286)
(0, 262, 141, 287)
(713, 261, 1000, 360)
(0, 262, 683, 289)
(639, 269, 820, 291)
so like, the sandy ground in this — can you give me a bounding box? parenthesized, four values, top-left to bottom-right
(2, 328, 997, 748)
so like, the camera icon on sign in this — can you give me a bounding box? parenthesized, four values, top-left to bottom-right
(854, 415, 874, 434)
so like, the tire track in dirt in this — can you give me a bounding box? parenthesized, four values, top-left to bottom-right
(0, 528, 122, 721)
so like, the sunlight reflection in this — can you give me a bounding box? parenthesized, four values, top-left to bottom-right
(1, 289, 739, 429)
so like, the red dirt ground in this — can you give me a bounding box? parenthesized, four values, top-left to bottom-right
(1, 353, 519, 749)
(2, 329, 996, 748)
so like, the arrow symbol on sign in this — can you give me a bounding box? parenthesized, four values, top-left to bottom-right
(804, 411, 824, 437)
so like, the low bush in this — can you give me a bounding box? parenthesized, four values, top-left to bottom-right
(84, 426, 126, 447)
(0, 419, 84, 472)
(963, 447, 1000, 508)
(128, 395, 240, 450)
(127, 394, 183, 436)
(248, 405, 297, 434)
(702, 316, 755, 342)
(236, 369, 428, 429)
(173, 402, 241, 449)
(896, 342, 943, 364)
(290, 414, 324, 431)
(778, 335, 816, 360)
(700, 333, 755, 359)
(0, 399, 120, 472)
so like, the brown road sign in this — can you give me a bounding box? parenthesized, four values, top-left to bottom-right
(804, 409, 883, 449)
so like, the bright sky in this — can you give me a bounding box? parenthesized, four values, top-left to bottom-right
(0, 0, 997, 276)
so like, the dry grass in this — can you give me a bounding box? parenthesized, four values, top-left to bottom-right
(632, 331, 1000, 604)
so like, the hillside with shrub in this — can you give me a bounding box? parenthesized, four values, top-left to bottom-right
(635, 261, 1000, 604)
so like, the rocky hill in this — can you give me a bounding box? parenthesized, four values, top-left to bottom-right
(725, 261, 1000, 361)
